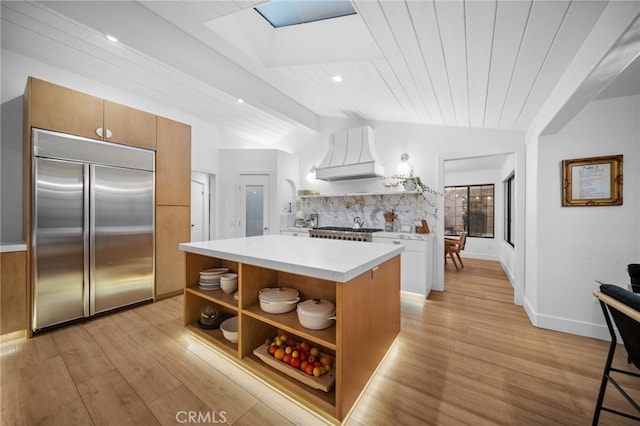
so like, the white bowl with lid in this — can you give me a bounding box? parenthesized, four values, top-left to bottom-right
(258, 287, 300, 314)
(297, 298, 336, 330)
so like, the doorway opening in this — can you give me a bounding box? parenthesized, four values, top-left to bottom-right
(438, 148, 525, 307)
(191, 171, 216, 241)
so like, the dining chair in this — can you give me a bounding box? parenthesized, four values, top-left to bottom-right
(629, 263, 640, 293)
(444, 232, 467, 271)
(592, 284, 640, 425)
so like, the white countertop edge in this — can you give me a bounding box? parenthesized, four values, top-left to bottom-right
(374, 232, 434, 241)
(1, 243, 27, 253)
(180, 236, 404, 282)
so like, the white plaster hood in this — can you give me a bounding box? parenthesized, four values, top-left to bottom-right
(315, 126, 385, 181)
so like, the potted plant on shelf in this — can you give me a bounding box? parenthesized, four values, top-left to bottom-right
(392, 169, 430, 192)
(388, 169, 442, 221)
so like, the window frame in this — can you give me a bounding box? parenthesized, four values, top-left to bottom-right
(444, 184, 495, 239)
(504, 173, 515, 247)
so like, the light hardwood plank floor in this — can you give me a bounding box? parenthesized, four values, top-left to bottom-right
(1, 258, 638, 425)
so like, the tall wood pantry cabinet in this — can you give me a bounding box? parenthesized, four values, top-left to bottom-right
(20, 77, 191, 335)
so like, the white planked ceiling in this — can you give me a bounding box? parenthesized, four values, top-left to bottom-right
(1, 1, 636, 144)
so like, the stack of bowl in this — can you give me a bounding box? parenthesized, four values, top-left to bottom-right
(220, 273, 238, 294)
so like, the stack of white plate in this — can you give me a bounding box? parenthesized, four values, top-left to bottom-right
(199, 267, 229, 290)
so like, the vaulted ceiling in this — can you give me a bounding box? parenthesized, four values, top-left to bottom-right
(1, 1, 638, 143)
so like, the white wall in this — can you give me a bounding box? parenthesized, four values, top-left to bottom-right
(0, 49, 221, 242)
(530, 94, 640, 339)
(499, 154, 517, 285)
(218, 149, 299, 240)
(290, 120, 524, 198)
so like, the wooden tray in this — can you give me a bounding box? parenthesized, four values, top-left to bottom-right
(253, 343, 335, 392)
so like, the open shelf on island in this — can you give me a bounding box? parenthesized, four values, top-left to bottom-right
(185, 286, 238, 310)
(186, 323, 238, 358)
(243, 303, 336, 350)
(243, 353, 336, 415)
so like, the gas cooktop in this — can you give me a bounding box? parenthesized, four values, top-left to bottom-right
(313, 226, 383, 233)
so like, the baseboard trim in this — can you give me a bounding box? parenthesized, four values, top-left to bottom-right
(521, 299, 612, 341)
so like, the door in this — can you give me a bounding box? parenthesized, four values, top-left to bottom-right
(91, 165, 154, 314)
(191, 179, 204, 242)
(239, 174, 270, 237)
(33, 158, 88, 330)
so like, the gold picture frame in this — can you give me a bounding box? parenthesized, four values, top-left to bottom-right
(562, 155, 623, 206)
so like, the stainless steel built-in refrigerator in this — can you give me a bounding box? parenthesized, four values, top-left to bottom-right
(32, 129, 154, 332)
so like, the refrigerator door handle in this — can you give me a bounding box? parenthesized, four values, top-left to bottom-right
(88, 164, 95, 316)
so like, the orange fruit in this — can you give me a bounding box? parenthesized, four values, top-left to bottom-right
(274, 348, 285, 360)
(320, 355, 332, 367)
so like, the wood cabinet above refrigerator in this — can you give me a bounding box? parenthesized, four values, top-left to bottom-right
(26, 77, 157, 150)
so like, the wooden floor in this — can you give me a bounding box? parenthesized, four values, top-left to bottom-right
(1, 258, 638, 425)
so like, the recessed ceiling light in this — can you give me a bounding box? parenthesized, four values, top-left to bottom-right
(106, 34, 118, 43)
(237, 98, 244, 104)
(332, 75, 343, 83)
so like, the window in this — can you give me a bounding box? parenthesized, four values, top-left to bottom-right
(444, 184, 494, 238)
(255, 0, 357, 28)
(504, 173, 515, 247)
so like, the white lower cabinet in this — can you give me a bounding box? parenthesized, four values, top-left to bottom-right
(373, 235, 434, 296)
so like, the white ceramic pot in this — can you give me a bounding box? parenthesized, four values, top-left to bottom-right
(258, 287, 300, 314)
(297, 298, 336, 330)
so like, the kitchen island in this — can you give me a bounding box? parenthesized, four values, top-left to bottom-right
(179, 235, 403, 423)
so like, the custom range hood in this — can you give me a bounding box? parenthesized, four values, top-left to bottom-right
(315, 126, 385, 181)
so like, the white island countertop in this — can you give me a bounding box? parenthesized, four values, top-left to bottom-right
(179, 235, 404, 282)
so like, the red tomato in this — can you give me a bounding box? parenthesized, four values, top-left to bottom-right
(290, 358, 301, 369)
(304, 364, 314, 375)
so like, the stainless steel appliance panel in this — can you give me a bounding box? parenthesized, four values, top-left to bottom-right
(91, 165, 154, 314)
(33, 158, 88, 329)
(34, 128, 154, 171)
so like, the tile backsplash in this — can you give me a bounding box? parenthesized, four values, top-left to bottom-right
(295, 192, 436, 232)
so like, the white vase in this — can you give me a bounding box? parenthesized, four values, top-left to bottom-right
(404, 179, 416, 191)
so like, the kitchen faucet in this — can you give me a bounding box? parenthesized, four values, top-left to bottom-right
(353, 216, 364, 230)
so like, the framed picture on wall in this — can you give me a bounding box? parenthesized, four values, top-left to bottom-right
(562, 155, 623, 206)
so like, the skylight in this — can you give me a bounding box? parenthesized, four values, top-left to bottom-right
(255, 0, 357, 28)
